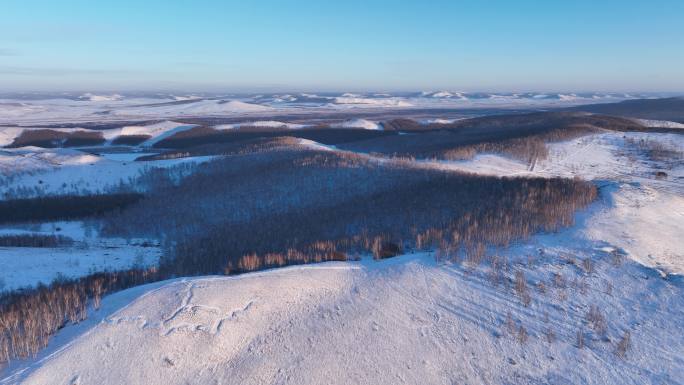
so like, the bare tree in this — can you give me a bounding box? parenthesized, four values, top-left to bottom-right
(615, 330, 631, 358)
(576, 329, 585, 349)
(545, 327, 556, 344)
(518, 325, 528, 345)
(582, 258, 594, 275)
(586, 304, 607, 336)
(515, 271, 531, 306)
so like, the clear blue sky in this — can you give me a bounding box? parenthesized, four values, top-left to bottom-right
(1, 0, 683, 92)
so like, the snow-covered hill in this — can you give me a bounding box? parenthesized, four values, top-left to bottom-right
(7, 242, 683, 384)
(0, 147, 101, 178)
(421, 131, 684, 275)
(100, 121, 195, 145)
(114, 100, 274, 118)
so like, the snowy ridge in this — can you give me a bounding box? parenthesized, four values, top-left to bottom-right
(114, 100, 273, 118)
(420, 118, 461, 125)
(332, 118, 381, 130)
(421, 91, 468, 99)
(634, 118, 684, 129)
(215, 121, 308, 130)
(80, 93, 124, 102)
(332, 96, 413, 107)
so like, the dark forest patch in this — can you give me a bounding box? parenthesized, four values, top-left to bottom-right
(0, 193, 144, 224)
(111, 134, 152, 146)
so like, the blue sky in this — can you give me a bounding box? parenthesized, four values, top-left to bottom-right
(1, 0, 683, 92)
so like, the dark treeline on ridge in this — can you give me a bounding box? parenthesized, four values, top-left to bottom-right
(340, 112, 644, 163)
(7, 129, 106, 148)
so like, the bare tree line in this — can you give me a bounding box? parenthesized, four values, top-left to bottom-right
(0, 234, 74, 248)
(0, 268, 160, 364)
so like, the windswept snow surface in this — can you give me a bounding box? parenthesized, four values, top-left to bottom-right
(6, 245, 683, 384)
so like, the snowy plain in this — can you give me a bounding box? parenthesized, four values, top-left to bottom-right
(0, 221, 160, 291)
(0, 147, 214, 198)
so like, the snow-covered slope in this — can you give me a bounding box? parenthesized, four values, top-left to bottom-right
(100, 121, 192, 143)
(582, 183, 684, 274)
(634, 119, 684, 129)
(0, 148, 214, 198)
(0, 127, 26, 147)
(417, 131, 684, 275)
(0, 147, 100, 177)
(7, 244, 683, 384)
